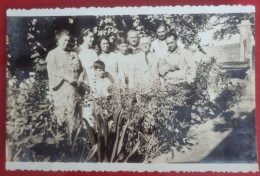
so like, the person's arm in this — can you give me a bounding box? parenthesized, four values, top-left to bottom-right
(158, 56, 179, 77)
(105, 72, 115, 84)
(150, 40, 156, 53)
(107, 79, 113, 93)
(77, 57, 88, 85)
(127, 56, 136, 89)
(185, 50, 196, 84)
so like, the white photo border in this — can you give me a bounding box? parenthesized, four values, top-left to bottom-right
(7, 5, 255, 16)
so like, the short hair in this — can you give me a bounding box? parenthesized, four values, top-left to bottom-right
(55, 29, 71, 42)
(166, 32, 178, 40)
(116, 36, 129, 45)
(127, 29, 138, 37)
(93, 60, 105, 71)
(79, 28, 94, 44)
(139, 35, 152, 44)
(156, 22, 166, 31)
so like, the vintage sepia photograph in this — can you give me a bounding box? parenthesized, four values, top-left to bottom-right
(5, 6, 258, 172)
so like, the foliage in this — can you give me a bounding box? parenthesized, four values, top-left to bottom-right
(6, 57, 244, 162)
(212, 13, 255, 41)
(191, 57, 244, 123)
(6, 75, 51, 161)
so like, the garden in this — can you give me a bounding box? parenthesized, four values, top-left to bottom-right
(6, 13, 253, 162)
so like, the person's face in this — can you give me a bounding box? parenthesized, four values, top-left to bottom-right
(100, 39, 110, 53)
(95, 68, 105, 78)
(118, 43, 129, 55)
(166, 36, 177, 52)
(127, 31, 139, 47)
(164, 16, 172, 25)
(84, 32, 94, 47)
(139, 37, 151, 53)
(157, 26, 166, 40)
(57, 35, 70, 50)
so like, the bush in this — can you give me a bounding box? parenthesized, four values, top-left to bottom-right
(6, 57, 244, 162)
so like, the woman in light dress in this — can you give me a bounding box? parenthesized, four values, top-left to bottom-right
(77, 29, 99, 80)
(98, 36, 125, 88)
(77, 29, 99, 125)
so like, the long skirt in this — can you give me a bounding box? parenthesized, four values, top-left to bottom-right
(52, 81, 77, 130)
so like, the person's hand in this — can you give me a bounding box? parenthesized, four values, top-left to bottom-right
(66, 77, 77, 86)
(67, 78, 77, 87)
(85, 94, 94, 101)
(169, 65, 179, 72)
(102, 71, 109, 78)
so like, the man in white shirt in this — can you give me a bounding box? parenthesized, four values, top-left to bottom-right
(151, 23, 168, 58)
(158, 33, 196, 86)
(130, 36, 160, 93)
(158, 32, 197, 122)
(127, 30, 142, 55)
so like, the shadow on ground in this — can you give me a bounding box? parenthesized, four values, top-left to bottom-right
(201, 109, 257, 163)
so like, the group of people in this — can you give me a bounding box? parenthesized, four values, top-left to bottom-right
(46, 23, 197, 131)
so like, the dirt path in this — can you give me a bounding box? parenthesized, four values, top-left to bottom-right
(154, 74, 257, 163)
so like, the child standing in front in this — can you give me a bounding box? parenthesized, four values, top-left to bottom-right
(89, 60, 113, 98)
(83, 60, 113, 128)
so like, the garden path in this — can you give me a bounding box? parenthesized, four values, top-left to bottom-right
(154, 73, 257, 163)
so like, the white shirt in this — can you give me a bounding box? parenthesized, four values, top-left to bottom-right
(151, 39, 168, 58)
(130, 52, 160, 92)
(158, 47, 196, 85)
(89, 75, 112, 98)
(116, 52, 134, 87)
(99, 52, 117, 79)
(99, 52, 125, 87)
(78, 46, 99, 79)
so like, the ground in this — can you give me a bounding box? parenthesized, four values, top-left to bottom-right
(153, 70, 257, 163)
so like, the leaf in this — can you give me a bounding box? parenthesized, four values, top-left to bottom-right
(13, 147, 23, 162)
(110, 109, 123, 162)
(124, 141, 140, 162)
(83, 118, 95, 148)
(54, 132, 65, 142)
(80, 139, 87, 162)
(96, 114, 107, 148)
(30, 134, 43, 145)
(86, 144, 98, 162)
(71, 125, 82, 154)
(46, 137, 56, 145)
(92, 112, 102, 162)
(117, 118, 130, 155)
(15, 136, 30, 146)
